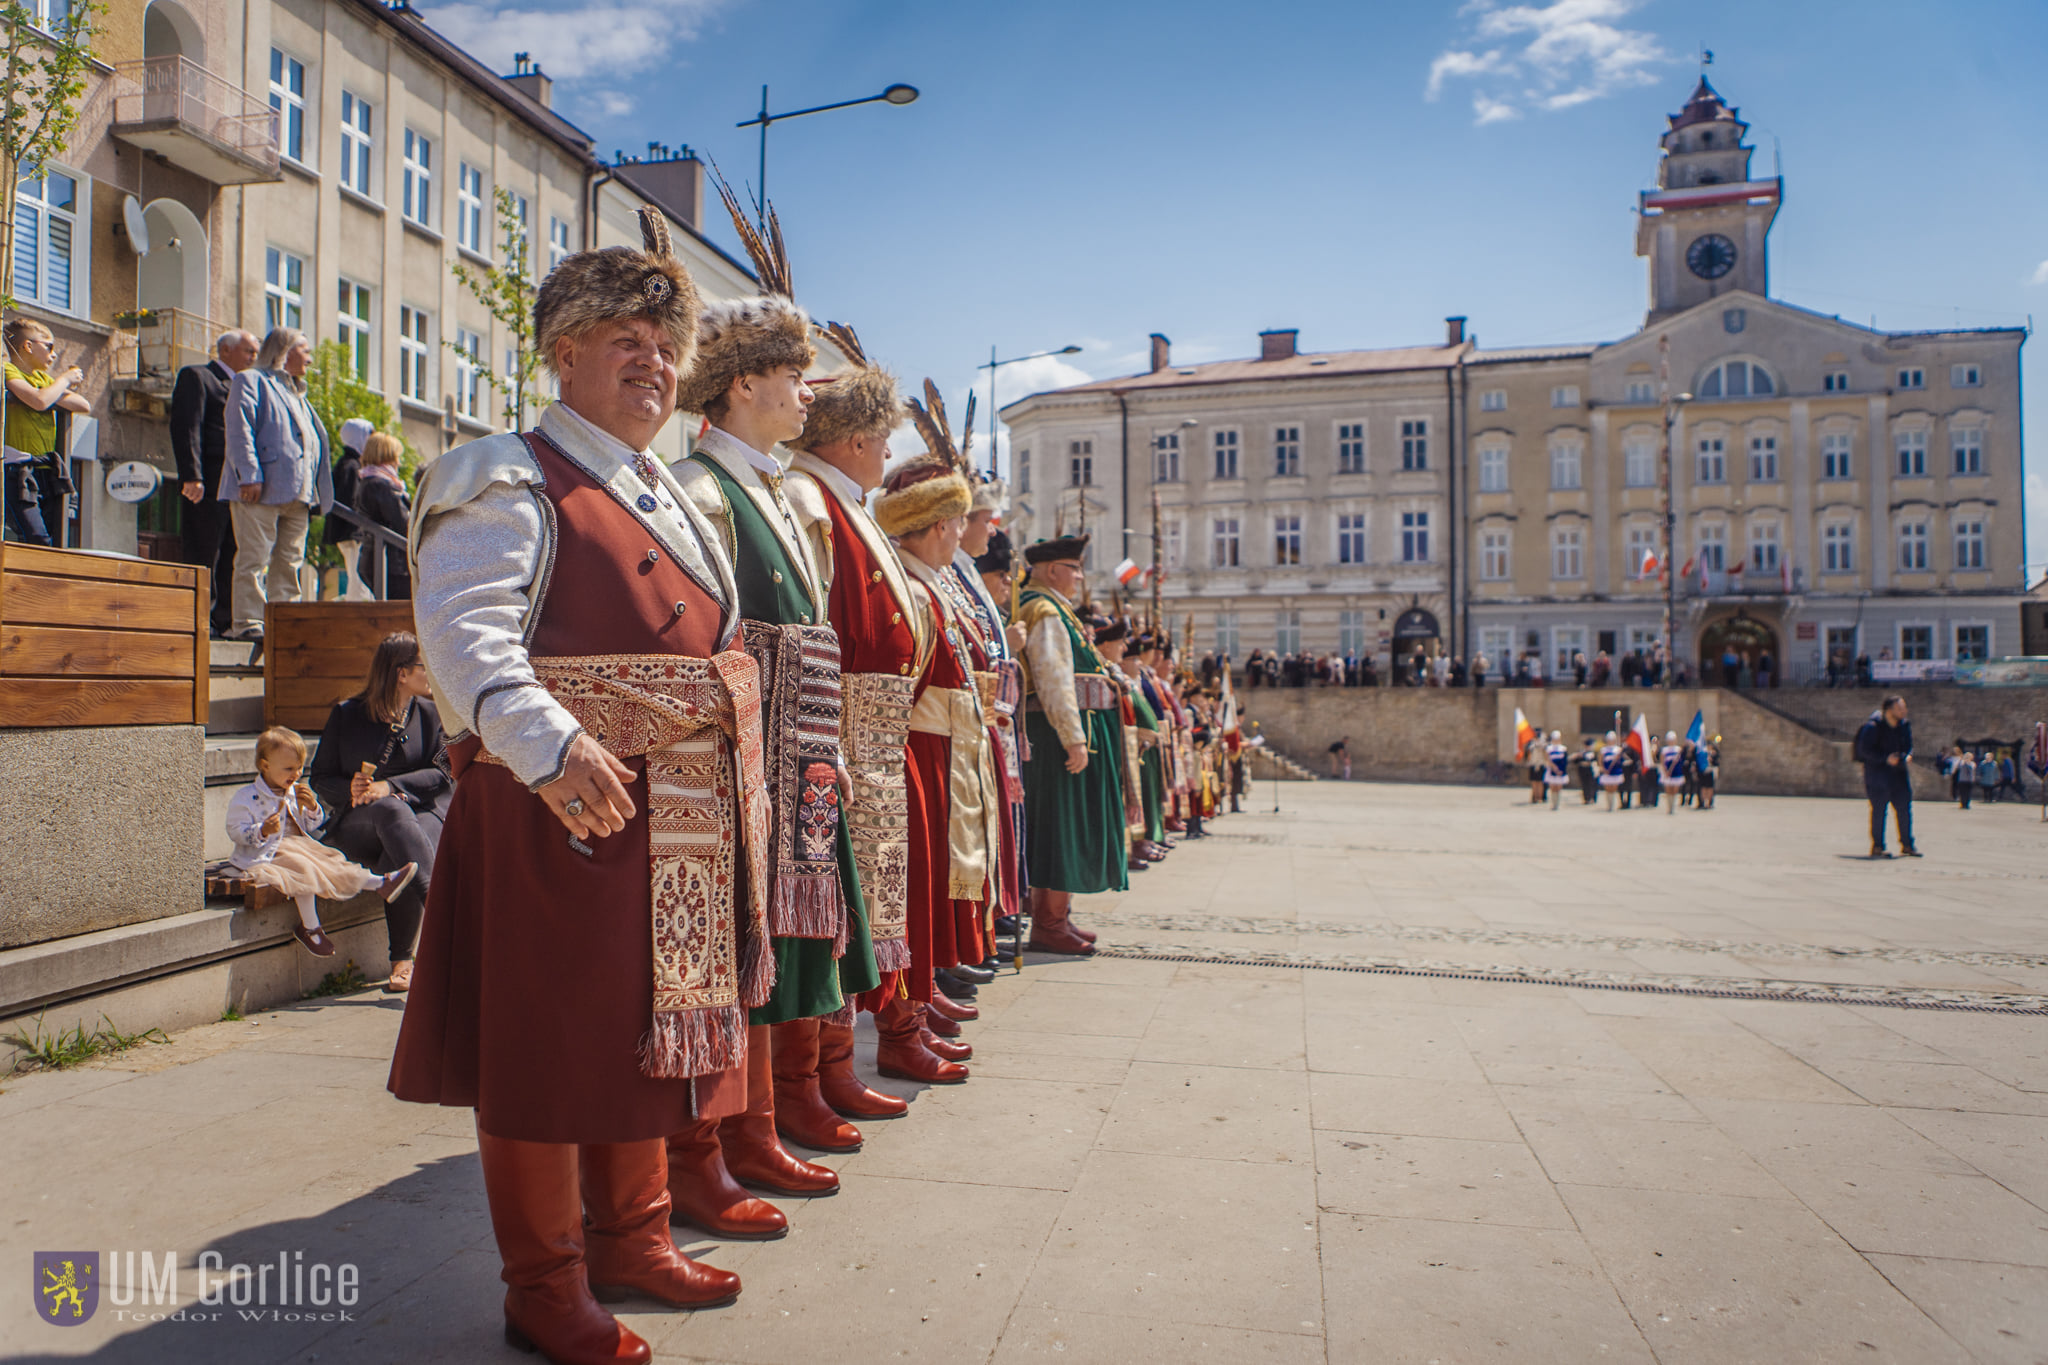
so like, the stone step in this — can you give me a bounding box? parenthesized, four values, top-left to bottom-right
(209, 638, 264, 670)
(206, 671, 265, 735)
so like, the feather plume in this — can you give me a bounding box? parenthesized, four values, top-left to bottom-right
(905, 378, 967, 474)
(817, 319, 868, 367)
(958, 392, 976, 469)
(637, 205, 673, 260)
(709, 162, 793, 299)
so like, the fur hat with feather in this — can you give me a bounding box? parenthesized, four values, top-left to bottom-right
(535, 207, 699, 376)
(786, 320, 905, 453)
(673, 169, 817, 416)
(873, 379, 976, 538)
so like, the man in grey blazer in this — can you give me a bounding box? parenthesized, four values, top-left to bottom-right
(219, 327, 334, 641)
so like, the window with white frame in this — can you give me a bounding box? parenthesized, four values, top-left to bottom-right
(1479, 529, 1509, 581)
(1017, 449, 1029, 493)
(1161, 517, 1182, 569)
(1275, 608, 1301, 656)
(269, 49, 306, 165)
(1955, 624, 1989, 660)
(1748, 522, 1781, 573)
(1478, 442, 1508, 493)
(1337, 422, 1365, 473)
(1477, 626, 1513, 666)
(453, 327, 483, 420)
(1952, 425, 1983, 475)
(1898, 521, 1928, 571)
(1897, 368, 1924, 389)
(1625, 380, 1655, 404)
(264, 246, 304, 331)
(1549, 438, 1582, 490)
(402, 129, 432, 226)
(1696, 523, 1725, 571)
(1748, 433, 1778, 482)
(398, 305, 430, 402)
(1954, 517, 1985, 570)
(1553, 626, 1586, 674)
(11, 166, 83, 312)
(1336, 513, 1366, 565)
(1823, 371, 1849, 392)
(548, 216, 570, 272)
(1626, 524, 1657, 579)
(1399, 419, 1427, 470)
(1696, 435, 1726, 483)
(1822, 522, 1855, 573)
(1214, 611, 1240, 660)
(1213, 429, 1238, 479)
(457, 163, 485, 254)
(1067, 439, 1092, 487)
(1550, 385, 1580, 408)
(1899, 625, 1933, 660)
(1697, 359, 1775, 398)
(1951, 363, 1982, 388)
(1821, 431, 1854, 480)
(1212, 517, 1240, 568)
(1273, 425, 1300, 477)
(1479, 389, 1506, 412)
(1623, 436, 1656, 487)
(1400, 510, 1428, 563)
(1338, 609, 1367, 657)
(510, 192, 530, 265)
(337, 278, 372, 381)
(1273, 514, 1302, 566)
(1896, 428, 1927, 477)
(339, 91, 373, 196)
(1153, 431, 1180, 482)
(1551, 525, 1583, 579)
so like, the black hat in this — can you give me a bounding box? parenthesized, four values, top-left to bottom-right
(1094, 620, 1129, 645)
(1023, 533, 1089, 565)
(973, 528, 1013, 575)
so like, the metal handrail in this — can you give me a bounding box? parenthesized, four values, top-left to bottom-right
(109, 54, 280, 173)
(324, 503, 407, 600)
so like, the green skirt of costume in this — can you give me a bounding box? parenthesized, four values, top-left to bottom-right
(1140, 747, 1167, 843)
(1023, 708, 1130, 895)
(751, 819, 880, 1024)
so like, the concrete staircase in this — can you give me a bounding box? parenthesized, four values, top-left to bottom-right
(208, 637, 266, 734)
(1248, 745, 1320, 782)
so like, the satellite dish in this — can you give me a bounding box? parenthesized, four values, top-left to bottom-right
(122, 196, 150, 255)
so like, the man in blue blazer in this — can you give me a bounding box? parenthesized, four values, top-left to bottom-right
(220, 328, 334, 641)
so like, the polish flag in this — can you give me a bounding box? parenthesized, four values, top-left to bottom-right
(1513, 707, 1538, 761)
(1113, 558, 1145, 588)
(1698, 557, 1710, 593)
(1638, 549, 1660, 580)
(1680, 556, 1695, 578)
(1624, 713, 1653, 765)
(1781, 558, 1793, 593)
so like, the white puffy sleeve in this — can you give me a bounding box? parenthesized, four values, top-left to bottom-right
(1025, 612, 1085, 749)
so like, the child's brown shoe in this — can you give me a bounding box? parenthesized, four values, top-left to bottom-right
(378, 863, 418, 903)
(294, 925, 337, 957)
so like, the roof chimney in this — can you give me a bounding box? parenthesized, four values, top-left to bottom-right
(614, 145, 705, 229)
(1149, 333, 1171, 373)
(1445, 316, 1467, 346)
(504, 55, 553, 109)
(1259, 328, 1298, 361)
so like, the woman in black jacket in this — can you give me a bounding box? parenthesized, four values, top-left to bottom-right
(352, 432, 413, 599)
(309, 632, 449, 991)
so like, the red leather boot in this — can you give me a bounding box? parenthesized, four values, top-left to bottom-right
(770, 1018, 863, 1153)
(916, 1003, 973, 1060)
(923, 1003, 964, 1038)
(817, 1018, 909, 1119)
(581, 1140, 742, 1309)
(1026, 890, 1096, 956)
(925, 989, 978, 1023)
(875, 996, 968, 1084)
(663, 1119, 786, 1240)
(719, 1023, 840, 1197)
(476, 1129, 648, 1365)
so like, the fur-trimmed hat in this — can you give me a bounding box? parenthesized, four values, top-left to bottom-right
(973, 528, 1013, 575)
(1024, 533, 1089, 565)
(873, 460, 972, 538)
(787, 322, 903, 453)
(535, 209, 699, 377)
(970, 471, 1008, 516)
(674, 172, 818, 416)
(1094, 619, 1129, 646)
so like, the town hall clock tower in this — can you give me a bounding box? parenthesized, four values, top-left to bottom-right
(1635, 77, 1781, 324)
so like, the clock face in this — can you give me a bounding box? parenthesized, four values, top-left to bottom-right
(1686, 234, 1738, 280)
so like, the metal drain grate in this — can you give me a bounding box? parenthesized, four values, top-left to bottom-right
(1093, 945, 2048, 1016)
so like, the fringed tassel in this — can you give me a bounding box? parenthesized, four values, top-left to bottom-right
(739, 918, 776, 1011)
(872, 935, 912, 972)
(831, 906, 849, 961)
(769, 868, 845, 939)
(638, 1004, 747, 1079)
(823, 1001, 855, 1027)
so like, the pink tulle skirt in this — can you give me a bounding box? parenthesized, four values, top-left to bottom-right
(246, 836, 379, 900)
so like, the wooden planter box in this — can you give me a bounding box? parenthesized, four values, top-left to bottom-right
(263, 600, 417, 733)
(0, 544, 208, 727)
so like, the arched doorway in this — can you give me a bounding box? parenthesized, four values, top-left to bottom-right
(1699, 614, 1780, 688)
(143, 0, 203, 60)
(137, 198, 208, 316)
(1393, 606, 1440, 685)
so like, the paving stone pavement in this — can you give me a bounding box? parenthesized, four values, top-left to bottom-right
(6, 782, 2048, 1363)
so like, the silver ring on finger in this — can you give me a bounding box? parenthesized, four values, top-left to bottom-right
(564, 797, 586, 817)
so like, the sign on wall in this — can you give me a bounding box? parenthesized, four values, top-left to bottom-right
(104, 461, 161, 503)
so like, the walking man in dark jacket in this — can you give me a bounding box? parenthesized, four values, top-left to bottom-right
(1855, 696, 1919, 858)
(169, 329, 257, 634)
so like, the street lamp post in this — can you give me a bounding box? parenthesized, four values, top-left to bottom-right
(736, 83, 919, 231)
(977, 344, 1082, 478)
(1657, 335, 1693, 692)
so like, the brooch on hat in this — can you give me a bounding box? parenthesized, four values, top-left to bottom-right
(643, 272, 673, 305)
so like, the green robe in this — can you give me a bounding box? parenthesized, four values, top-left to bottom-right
(1128, 684, 1167, 844)
(692, 456, 880, 1022)
(1019, 588, 1129, 895)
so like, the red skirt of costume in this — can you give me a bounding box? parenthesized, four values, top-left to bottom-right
(908, 729, 987, 974)
(389, 742, 745, 1142)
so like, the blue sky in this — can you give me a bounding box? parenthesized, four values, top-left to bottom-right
(431, 0, 2048, 575)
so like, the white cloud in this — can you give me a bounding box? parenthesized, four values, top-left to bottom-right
(1427, 0, 1669, 125)
(585, 90, 636, 119)
(2029, 259, 2048, 286)
(426, 0, 726, 83)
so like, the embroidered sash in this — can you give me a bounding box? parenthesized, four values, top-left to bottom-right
(840, 670, 917, 971)
(478, 650, 772, 1080)
(739, 620, 849, 942)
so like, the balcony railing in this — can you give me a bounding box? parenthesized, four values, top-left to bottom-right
(1691, 565, 1804, 597)
(109, 55, 280, 184)
(112, 306, 226, 392)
